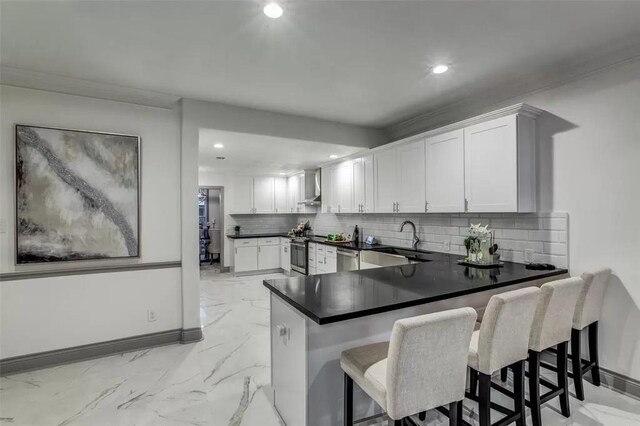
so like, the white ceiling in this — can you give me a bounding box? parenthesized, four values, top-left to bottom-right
(2, 1, 640, 128)
(199, 128, 364, 175)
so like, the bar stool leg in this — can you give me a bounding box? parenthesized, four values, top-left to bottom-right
(478, 372, 492, 426)
(558, 342, 571, 417)
(393, 420, 403, 426)
(418, 411, 426, 420)
(528, 351, 542, 426)
(571, 328, 585, 401)
(513, 360, 525, 426)
(344, 373, 353, 426)
(469, 368, 478, 396)
(589, 322, 601, 386)
(500, 367, 508, 382)
(449, 400, 463, 426)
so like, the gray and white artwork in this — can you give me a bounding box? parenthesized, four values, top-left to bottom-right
(15, 125, 140, 263)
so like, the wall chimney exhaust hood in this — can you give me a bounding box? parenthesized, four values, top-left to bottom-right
(298, 169, 321, 206)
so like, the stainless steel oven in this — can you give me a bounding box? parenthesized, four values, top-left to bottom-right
(290, 240, 308, 275)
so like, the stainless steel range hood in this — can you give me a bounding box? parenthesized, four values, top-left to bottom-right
(298, 169, 321, 206)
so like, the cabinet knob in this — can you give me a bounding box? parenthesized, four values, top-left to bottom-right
(276, 324, 288, 337)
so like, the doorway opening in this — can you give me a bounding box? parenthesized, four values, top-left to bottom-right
(199, 186, 224, 274)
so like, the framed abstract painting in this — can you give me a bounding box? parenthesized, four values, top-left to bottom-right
(15, 125, 140, 264)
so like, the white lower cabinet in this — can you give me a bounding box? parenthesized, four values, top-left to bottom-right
(258, 244, 280, 270)
(316, 245, 337, 274)
(234, 246, 258, 272)
(234, 238, 281, 273)
(280, 238, 291, 272)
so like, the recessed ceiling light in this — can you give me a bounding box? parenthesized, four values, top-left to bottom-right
(329, 154, 338, 159)
(432, 64, 449, 74)
(213, 143, 224, 149)
(279, 172, 286, 175)
(263, 2, 283, 18)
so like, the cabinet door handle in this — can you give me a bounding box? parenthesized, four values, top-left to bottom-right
(464, 198, 469, 212)
(258, 247, 261, 253)
(235, 248, 237, 254)
(425, 201, 429, 212)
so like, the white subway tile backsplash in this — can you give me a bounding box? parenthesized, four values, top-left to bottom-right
(300, 211, 568, 267)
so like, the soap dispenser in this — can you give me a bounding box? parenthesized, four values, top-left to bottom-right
(353, 225, 360, 245)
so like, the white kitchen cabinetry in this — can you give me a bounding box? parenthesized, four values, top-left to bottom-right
(287, 174, 301, 213)
(258, 244, 280, 270)
(464, 114, 536, 212)
(274, 177, 288, 213)
(234, 245, 258, 272)
(253, 177, 275, 213)
(316, 245, 337, 274)
(374, 140, 425, 213)
(396, 139, 426, 213)
(308, 243, 317, 275)
(373, 147, 398, 213)
(425, 129, 465, 213)
(234, 237, 282, 274)
(280, 238, 291, 272)
(321, 166, 334, 213)
(230, 176, 254, 214)
(332, 161, 354, 213)
(352, 154, 374, 213)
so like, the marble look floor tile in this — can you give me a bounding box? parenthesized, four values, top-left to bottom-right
(2, 268, 640, 426)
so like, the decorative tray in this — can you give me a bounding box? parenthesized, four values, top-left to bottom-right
(323, 240, 353, 244)
(457, 260, 504, 269)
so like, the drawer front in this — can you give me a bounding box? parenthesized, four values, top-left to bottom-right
(235, 238, 258, 247)
(280, 237, 291, 246)
(258, 237, 280, 246)
(316, 245, 326, 255)
(325, 247, 337, 258)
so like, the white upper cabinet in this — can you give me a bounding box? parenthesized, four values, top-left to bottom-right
(274, 177, 287, 213)
(321, 166, 333, 213)
(332, 161, 353, 213)
(396, 139, 426, 213)
(287, 173, 302, 213)
(374, 140, 425, 213)
(373, 147, 398, 213)
(352, 154, 374, 213)
(253, 177, 275, 213)
(425, 129, 465, 213)
(230, 176, 254, 214)
(464, 113, 536, 212)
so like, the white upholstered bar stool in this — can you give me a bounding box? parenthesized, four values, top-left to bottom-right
(525, 277, 584, 426)
(341, 308, 477, 426)
(467, 287, 541, 426)
(568, 268, 612, 400)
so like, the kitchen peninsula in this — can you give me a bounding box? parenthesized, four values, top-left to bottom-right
(263, 253, 568, 426)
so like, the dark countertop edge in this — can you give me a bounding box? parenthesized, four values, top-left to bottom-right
(226, 233, 287, 239)
(263, 268, 569, 325)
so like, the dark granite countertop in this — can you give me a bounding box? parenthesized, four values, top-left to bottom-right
(226, 233, 286, 239)
(263, 252, 568, 325)
(226, 233, 389, 250)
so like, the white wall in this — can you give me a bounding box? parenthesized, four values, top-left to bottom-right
(390, 59, 640, 380)
(0, 85, 182, 358)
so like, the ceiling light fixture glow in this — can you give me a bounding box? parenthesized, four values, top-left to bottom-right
(263, 2, 284, 18)
(279, 172, 286, 175)
(213, 143, 224, 149)
(329, 154, 338, 159)
(432, 64, 449, 74)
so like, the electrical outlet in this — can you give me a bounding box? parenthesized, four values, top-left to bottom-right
(443, 241, 451, 251)
(147, 309, 157, 322)
(524, 249, 534, 263)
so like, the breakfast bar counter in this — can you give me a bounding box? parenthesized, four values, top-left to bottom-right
(263, 253, 568, 426)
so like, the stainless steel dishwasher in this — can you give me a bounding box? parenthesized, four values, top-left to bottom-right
(337, 248, 360, 271)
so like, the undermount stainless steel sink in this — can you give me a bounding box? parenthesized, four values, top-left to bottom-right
(371, 247, 433, 263)
(360, 247, 433, 269)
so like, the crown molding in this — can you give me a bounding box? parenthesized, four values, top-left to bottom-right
(386, 43, 640, 141)
(0, 66, 180, 110)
